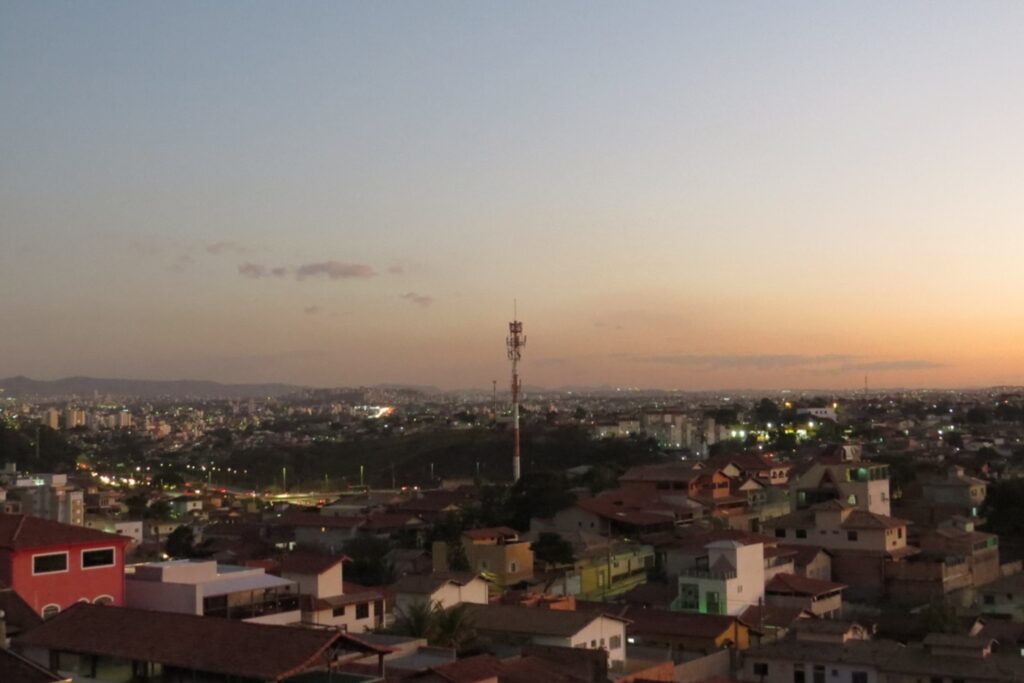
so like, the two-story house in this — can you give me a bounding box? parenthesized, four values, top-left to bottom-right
(0, 513, 131, 618)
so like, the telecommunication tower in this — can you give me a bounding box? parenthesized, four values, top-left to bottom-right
(507, 307, 526, 482)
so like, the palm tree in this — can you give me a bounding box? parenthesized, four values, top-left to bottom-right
(432, 603, 476, 651)
(394, 600, 437, 640)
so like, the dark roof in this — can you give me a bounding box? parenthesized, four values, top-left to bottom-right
(739, 605, 810, 631)
(579, 603, 741, 640)
(0, 584, 43, 635)
(465, 604, 626, 637)
(0, 514, 129, 551)
(620, 464, 704, 483)
(281, 513, 365, 530)
(392, 572, 482, 595)
(422, 654, 501, 682)
(777, 544, 831, 568)
(16, 604, 390, 682)
(766, 573, 846, 597)
(0, 648, 67, 683)
(279, 552, 343, 576)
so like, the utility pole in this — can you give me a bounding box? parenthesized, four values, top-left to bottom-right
(492, 380, 498, 424)
(359, 464, 365, 488)
(282, 466, 287, 493)
(391, 463, 396, 490)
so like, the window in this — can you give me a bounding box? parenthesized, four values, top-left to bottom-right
(898, 528, 903, 539)
(812, 664, 825, 683)
(847, 494, 857, 505)
(591, 640, 597, 647)
(775, 528, 786, 538)
(82, 547, 115, 569)
(796, 529, 807, 539)
(984, 594, 995, 605)
(356, 602, 370, 619)
(479, 560, 488, 571)
(509, 561, 518, 573)
(94, 595, 114, 605)
(609, 635, 621, 649)
(847, 531, 858, 541)
(679, 583, 700, 610)
(333, 605, 346, 617)
(41, 604, 60, 619)
(33, 552, 68, 575)
(793, 664, 805, 683)
(852, 673, 868, 683)
(753, 662, 768, 676)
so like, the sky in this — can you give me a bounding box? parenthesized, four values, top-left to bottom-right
(3, 1, 1024, 391)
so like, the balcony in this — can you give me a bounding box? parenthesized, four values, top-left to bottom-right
(203, 592, 300, 620)
(679, 567, 736, 580)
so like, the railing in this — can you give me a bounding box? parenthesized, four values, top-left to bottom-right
(679, 567, 736, 580)
(204, 594, 300, 620)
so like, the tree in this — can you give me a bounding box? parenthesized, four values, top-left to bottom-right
(343, 536, 396, 586)
(432, 603, 476, 650)
(505, 472, 577, 531)
(754, 398, 780, 425)
(392, 601, 437, 640)
(165, 525, 195, 558)
(531, 532, 575, 567)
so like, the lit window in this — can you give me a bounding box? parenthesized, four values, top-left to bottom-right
(41, 604, 60, 619)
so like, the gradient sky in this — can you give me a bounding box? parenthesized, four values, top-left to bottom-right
(3, 2, 1024, 390)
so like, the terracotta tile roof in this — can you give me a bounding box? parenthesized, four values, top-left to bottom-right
(777, 544, 831, 568)
(620, 463, 704, 483)
(0, 514, 130, 551)
(279, 552, 343, 576)
(575, 498, 675, 527)
(465, 604, 627, 638)
(578, 603, 740, 640)
(0, 648, 67, 683)
(16, 604, 391, 682)
(280, 513, 365, 530)
(425, 654, 501, 682)
(841, 510, 910, 530)
(391, 572, 482, 596)
(739, 605, 811, 631)
(766, 573, 846, 596)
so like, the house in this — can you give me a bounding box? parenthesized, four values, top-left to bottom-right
(790, 446, 892, 515)
(0, 513, 131, 618)
(287, 513, 365, 552)
(580, 602, 752, 656)
(976, 572, 1024, 620)
(125, 559, 300, 625)
(392, 572, 489, 616)
(14, 603, 393, 682)
(464, 603, 629, 667)
(762, 501, 912, 601)
(279, 552, 386, 632)
(461, 527, 534, 586)
(764, 573, 845, 618)
(921, 466, 987, 515)
(673, 540, 764, 616)
(738, 628, 1024, 683)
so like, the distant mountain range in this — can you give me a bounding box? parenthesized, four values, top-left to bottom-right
(0, 376, 305, 400)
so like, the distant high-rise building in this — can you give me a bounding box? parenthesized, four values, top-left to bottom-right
(41, 408, 60, 430)
(118, 410, 133, 429)
(62, 407, 85, 429)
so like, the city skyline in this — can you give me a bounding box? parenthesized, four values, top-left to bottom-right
(4, 2, 1024, 390)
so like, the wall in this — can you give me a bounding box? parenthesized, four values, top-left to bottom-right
(5, 541, 127, 616)
(125, 577, 200, 614)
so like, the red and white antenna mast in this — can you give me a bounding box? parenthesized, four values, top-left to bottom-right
(507, 302, 526, 482)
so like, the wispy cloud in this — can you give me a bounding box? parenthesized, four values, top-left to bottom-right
(237, 261, 374, 281)
(303, 305, 321, 315)
(206, 241, 251, 255)
(841, 360, 944, 372)
(401, 292, 433, 307)
(296, 261, 376, 280)
(388, 265, 405, 275)
(631, 354, 855, 370)
(625, 353, 942, 373)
